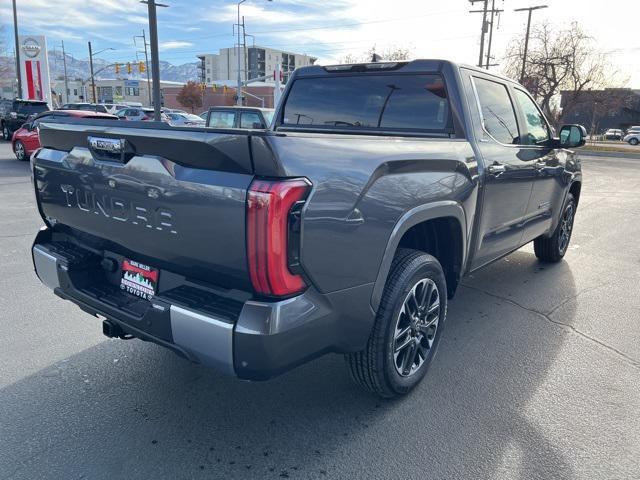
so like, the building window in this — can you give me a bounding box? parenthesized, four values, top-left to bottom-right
(73, 89, 78, 96)
(125, 87, 140, 96)
(115, 86, 122, 96)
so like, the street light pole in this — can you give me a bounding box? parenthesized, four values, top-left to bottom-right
(12, 0, 22, 98)
(142, 0, 168, 121)
(236, 0, 246, 106)
(61, 40, 69, 103)
(515, 5, 548, 84)
(88, 41, 96, 103)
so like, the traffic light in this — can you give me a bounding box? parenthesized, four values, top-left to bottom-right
(200, 83, 205, 91)
(139, 61, 145, 73)
(115, 63, 120, 74)
(126, 62, 132, 74)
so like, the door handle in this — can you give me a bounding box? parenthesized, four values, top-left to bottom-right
(487, 163, 507, 175)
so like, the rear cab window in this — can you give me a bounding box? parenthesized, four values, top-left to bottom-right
(207, 111, 236, 128)
(281, 74, 451, 135)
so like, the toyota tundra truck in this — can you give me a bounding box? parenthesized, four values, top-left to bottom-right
(30, 60, 585, 398)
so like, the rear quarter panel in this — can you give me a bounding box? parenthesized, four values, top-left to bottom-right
(263, 132, 478, 294)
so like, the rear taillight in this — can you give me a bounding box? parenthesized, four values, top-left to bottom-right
(247, 178, 311, 297)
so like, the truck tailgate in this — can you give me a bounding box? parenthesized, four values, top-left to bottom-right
(34, 120, 255, 290)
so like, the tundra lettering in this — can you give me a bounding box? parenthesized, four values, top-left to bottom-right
(60, 184, 177, 234)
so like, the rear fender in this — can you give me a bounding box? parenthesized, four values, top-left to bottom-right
(370, 201, 467, 311)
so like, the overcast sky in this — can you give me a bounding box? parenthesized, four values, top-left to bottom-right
(1, 0, 638, 86)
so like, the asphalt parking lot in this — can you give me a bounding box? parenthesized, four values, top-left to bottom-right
(0, 142, 638, 480)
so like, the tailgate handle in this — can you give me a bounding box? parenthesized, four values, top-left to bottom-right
(88, 136, 135, 163)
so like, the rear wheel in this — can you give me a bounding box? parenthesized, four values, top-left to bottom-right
(629, 138, 639, 146)
(2, 124, 9, 141)
(14, 140, 27, 161)
(534, 193, 576, 262)
(345, 249, 447, 398)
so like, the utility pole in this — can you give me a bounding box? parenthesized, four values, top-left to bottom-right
(242, 15, 248, 84)
(12, 0, 22, 98)
(236, 0, 246, 106)
(514, 5, 548, 84)
(88, 41, 96, 103)
(484, 0, 503, 69)
(61, 41, 69, 103)
(142, 0, 168, 121)
(135, 30, 152, 105)
(468, 0, 488, 68)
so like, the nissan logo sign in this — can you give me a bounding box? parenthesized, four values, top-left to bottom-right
(21, 38, 41, 58)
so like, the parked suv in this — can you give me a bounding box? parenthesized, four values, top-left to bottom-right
(0, 99, 49, 140)
(30, 60, 585, 397)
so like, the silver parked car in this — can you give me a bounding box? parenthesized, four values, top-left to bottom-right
(166, 112, 206, 127)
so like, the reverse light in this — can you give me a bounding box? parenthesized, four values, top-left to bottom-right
(247, 178, 311, 297)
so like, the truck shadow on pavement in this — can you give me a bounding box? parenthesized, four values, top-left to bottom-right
(0, 250, 577, 480)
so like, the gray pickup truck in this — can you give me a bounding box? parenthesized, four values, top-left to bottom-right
(30, 60, 585, 397)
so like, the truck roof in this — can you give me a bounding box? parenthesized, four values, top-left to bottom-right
(295, 59, 520, 86)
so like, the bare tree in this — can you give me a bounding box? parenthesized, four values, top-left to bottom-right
(340, 46, 411, 64)
(176, 81, 203, 113)
(503, 21, 626, 124)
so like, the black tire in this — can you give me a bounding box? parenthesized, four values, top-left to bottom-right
(629, 138, 639, 146)
(2, 123, 10, 141)
(345, 249, 447, 398)
(534, 193, 576, 263)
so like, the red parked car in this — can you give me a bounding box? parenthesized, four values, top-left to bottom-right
(11, 109, 117, 161)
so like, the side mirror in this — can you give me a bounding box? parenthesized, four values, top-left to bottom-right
(559, 124, 586, 148)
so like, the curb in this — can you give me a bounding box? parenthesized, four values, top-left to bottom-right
(578, 149, 640, 159)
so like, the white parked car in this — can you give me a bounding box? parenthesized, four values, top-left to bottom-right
(102, 103, 129, 115)
(623, 133, 640, 145)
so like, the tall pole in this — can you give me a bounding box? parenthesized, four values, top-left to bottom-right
(485, 0, 496, 69)
(515, 5, 548, 84)
(469, 0, 489, 68)
(242, 15, 248, 83)
(12, 0, 22, 98)
(236, 0, 246, 106)
(88, 41, 96, 103)
(142, 30, 152, 105)
(146, 0, 164, 121)
(61, 41, 69, 103)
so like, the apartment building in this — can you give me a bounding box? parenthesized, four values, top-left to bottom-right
(197, 46, 316, 85)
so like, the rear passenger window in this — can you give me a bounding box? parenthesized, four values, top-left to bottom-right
(283, 74, 450, 133)
(473, 77, 520, 144)
(208, 111, 236, 128)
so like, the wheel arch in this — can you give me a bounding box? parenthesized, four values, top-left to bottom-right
(371, 201, 467, 312)
(569, 180, 582, 206)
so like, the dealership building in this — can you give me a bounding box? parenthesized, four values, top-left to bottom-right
(50, 78, 185, 107)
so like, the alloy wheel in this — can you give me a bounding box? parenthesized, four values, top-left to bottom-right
(393, 278, 441, 377)
(558, 203, 575, 254)
(15, 142, 25, 161)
